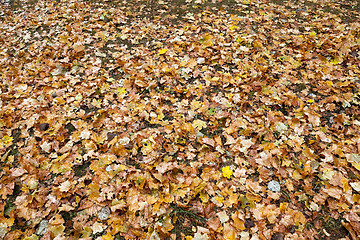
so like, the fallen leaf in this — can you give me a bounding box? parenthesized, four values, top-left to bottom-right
(158, 49, 168, 55)
(222, 166, 233, 179)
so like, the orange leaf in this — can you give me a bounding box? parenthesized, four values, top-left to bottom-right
(223, 223, 236, 240)
(232, 214, 245, 230)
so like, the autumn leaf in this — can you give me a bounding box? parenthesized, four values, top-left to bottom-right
(73, 43, 85, 52)
(40, 141, 52, 153)
(1, 0, 359, 239)
(347, 154, 360, 171)
(158, 49, 168, 55)
(59, 180, 72, 192)
(222, 166, 233, 179)
(192, 119, 207, 130)
(1, 135, 13, 148)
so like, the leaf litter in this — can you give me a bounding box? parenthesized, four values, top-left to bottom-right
(0, 0, 360, 239)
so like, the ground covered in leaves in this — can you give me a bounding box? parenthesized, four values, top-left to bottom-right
(0, 0, 360, 239)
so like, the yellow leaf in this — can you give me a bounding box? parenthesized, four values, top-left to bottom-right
(102, 232, 115, 240)
(222, 166, 233, 179)
(75, 93, 83, 101)
(1, 135, 13, 144)
(341, 177, 350, 192)
(353, 194, 360, 203)
(229, 25, 238, 31)
(293, 60, 302, 68)
(216, 196, 224, 203)
(1, 135, 13, 148)
(80, 226, 92, 237)
(292, 169, 303, 180)
(158, 49, 168, 55)
(116, 87, 127, 98)
(135, 176, 145, 189)
(50, 224, 65, 237)
(326, 81, 334, 87)
(200, 34, 214, 48)
(92, 98, 102, 108)
(157, 112, 164, 120)
(23, 234, 39, 240)
(236, 37, 243, 43)
(331, 57, 339, 65)
(280, 202, 288, 213)
(193, 181, 207, 197)
(199, 192, 209, 203)
(59, 35, 69, 44)
(117, 87, 126, 95)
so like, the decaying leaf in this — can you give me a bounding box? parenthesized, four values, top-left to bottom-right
(1, 0, 359, 239)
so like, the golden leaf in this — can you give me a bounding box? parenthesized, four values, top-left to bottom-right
(199, 192, 209, 203)
(23, 234, 39, 240)
(1, 135, 13, 147)
(102, 232, 115, 240)
(222, 166, 233, 179)
(280, 202, 288, 213)
(158, 49, 168, 55)
(232, 214, 245, 230)
(223, 223, 236, 240)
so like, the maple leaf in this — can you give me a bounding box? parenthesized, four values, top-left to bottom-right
(222, 166, 233, 179)
(192, 119, 207, 131)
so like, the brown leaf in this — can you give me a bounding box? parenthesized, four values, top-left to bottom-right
(207, 217, 220, 231)
(202, 137, 215, 148)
